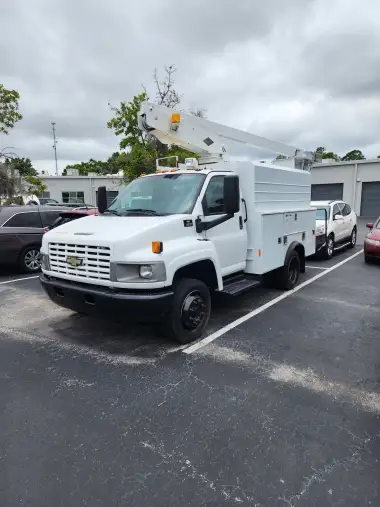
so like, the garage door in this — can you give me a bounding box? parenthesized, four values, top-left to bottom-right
(311, 183, 344, 201)
(360, 182, 380, 217)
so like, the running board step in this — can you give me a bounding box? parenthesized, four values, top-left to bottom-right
(221, 278, 261, 296)
(334, 241, 351, 251)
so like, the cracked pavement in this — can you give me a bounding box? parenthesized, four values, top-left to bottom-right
(1, 246, 380, 506)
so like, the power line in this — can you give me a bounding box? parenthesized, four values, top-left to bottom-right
(51, 122, 58, 175)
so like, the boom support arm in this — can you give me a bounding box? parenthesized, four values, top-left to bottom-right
(138, 102, 315, 168)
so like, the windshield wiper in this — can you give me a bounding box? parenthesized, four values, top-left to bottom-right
(103, 209, 121, 216)
(125, 208, 160, 216)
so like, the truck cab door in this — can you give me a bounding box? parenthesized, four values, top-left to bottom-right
(201, 175, 247, 276)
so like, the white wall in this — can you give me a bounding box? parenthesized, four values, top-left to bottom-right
(42, 176, 124, 205)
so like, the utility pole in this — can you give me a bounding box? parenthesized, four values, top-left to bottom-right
(51, 122, 58, 175)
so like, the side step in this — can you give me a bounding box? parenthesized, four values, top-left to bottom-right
(221, 277, 261, 296)
(334, 241, 351, 251)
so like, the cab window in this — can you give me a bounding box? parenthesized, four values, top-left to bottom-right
(203, 176, 226, 215)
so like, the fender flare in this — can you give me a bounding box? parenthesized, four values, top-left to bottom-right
(285, 241, 306, 273)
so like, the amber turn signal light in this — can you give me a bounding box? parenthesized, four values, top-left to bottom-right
(152, 241, 163, 254)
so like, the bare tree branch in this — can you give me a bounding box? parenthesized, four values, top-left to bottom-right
(153, 64, 181, 108)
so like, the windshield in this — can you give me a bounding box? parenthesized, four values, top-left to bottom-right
(375, 219, 380, 229)
(316, 207, 330, 220)
(107, 173, 206, 215)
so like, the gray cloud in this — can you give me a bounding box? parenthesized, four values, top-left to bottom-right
(1, 0, 380, 174)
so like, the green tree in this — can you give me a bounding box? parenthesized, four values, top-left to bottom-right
(62, 152, 128, 177)
(0, 84, 23, 134)
(107, 92, 148, 151)
(341, 149, 365, 161)
(23, 175, 47, 197)
(6, 157, 37, 177)
(315, 146, 340, 161)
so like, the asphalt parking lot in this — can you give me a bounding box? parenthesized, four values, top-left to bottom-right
(1, 235, 379, 505)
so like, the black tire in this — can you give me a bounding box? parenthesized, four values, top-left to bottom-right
(364, 255, 371, 264)
(19, 245, 42, 273)
(323, 234, 334, 260)
(275, 251, 301, 290)
(160, 278, 211, 344)
(348, 227, 357, 248)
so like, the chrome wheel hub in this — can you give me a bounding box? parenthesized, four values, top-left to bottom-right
(24, 249, 42, 271)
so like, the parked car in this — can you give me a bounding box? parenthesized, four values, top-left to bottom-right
(0, 206, 69, 273)
(364, 219, 380, 263)
(44, 208, 98, 233)
(311, 200, 357, 259)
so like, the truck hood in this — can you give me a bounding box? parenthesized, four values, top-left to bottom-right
(43, 214, 194, 246)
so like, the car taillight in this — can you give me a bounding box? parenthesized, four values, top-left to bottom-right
(43, 227, 49, 234)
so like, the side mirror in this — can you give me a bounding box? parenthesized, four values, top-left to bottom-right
(366, 223, 374, 230)
(97, 186, 108, 214)
(334, 214, 343, 221)
(224, 176, 240, 215)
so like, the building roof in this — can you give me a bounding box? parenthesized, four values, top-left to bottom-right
(313, 158, 380, 168)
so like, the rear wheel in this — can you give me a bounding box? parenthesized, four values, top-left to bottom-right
(323, 235, 334, 260)
(19, 246, 42, 273)
(268, 251, 300, 290)
(348, 227, 357, 248)
(160, 278, 211, 344)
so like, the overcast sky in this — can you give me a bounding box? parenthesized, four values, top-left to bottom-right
(1, 0, 380, 174)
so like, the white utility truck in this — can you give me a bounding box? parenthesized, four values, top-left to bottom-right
(40, 102, 316, 343)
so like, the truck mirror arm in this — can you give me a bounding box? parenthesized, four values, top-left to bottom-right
(195, 214, 234, 233)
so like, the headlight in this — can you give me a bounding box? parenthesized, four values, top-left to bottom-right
(139, 265, 153, 279)
(315, 225, 326, 236)
(365, 238, 380, 246)
(113, 262, 166, 282)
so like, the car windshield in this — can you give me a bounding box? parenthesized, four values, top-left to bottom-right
(375, 219, 380, 229)
(107, 173, 206, 216)
(315, 207, 330, 220)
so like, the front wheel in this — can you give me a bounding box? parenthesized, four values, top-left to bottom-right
(348, 227, 357, 248)
(160, 278, 211, 344)
(19, 246, 42, 273)
(323, 235, 334, 260)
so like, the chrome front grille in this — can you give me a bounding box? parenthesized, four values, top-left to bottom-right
(48, 242, 111, 280)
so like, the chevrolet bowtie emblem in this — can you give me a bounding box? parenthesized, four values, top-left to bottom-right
(66, 256, 84, 267)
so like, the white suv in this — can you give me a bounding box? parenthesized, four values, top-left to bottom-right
(311, 200, 357, 259)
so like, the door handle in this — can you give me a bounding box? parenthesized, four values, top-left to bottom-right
(242, 198, 248, 223)
(239, 216, 243, 229)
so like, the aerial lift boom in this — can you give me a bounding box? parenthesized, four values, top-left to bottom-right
(139, 102, 315, 170)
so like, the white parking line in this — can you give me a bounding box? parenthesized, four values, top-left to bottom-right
(0, 275, 39, 285)
(183, 249, 364, 354)
(305, 265, 329, 270)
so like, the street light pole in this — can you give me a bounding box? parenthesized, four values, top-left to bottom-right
(52, 122, 58, 175)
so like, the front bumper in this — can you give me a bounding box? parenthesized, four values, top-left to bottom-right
(40, 274, 174, 321)
(364, 244, 380, 259)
